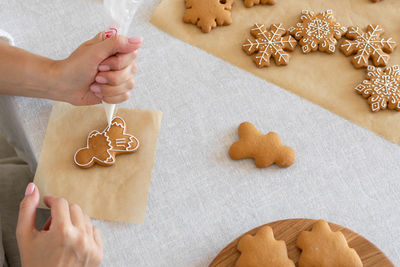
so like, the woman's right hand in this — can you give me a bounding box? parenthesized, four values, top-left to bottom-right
(16, 183, 103, 267)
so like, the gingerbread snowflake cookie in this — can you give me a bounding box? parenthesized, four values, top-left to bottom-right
(297, 220, 362, 267)
(288, 10, 346, 54)
(74, 117, 139, 168)
(243, 23, 297, 67)
(355, 65, 400, 112)
(183, 0, 234, 33)
(236, 226, 295, 267)
(340, 25, 396, 68)
(243, 0, 275, 8)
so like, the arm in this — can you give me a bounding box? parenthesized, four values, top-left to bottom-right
(0, 33, 142, 105)
(0, 42, 59, 100)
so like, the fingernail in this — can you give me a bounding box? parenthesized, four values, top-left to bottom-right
(90, 84, 101, 93)
(128, 37, 143, 44)
(95, 92, 103, 99)
(99, 65, 110, 71)
(25, 183, 35, 196)
(95, 76, 107, 84)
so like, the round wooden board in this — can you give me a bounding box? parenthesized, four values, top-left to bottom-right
(209, 219, 393, 267)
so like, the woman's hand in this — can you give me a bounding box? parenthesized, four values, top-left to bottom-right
(0, 33, 142, 105)
(53, 33, 142, 105)
(16, 183, 103, 267)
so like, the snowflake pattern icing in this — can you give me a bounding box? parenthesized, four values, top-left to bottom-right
(242, 23, 297, 68)
(288, 10, 347, 54)
(340, 25, 396, 68)
(355, 65, 400, 112)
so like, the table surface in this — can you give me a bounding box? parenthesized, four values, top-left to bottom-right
(0, 0, 399, 266)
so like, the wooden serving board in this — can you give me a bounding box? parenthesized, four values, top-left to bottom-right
(210, 219, 393, 267)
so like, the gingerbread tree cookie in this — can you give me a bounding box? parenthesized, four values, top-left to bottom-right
(243, 0, 275, 8)
(288, 10, 346, 54)
(236, 226, 295, 267)
(297, 220, 362, 267)
(183, 0, 234, 33)
(355, 65, 400, 112)
(74, 117, 139, 168)
(229, 122, 296, 168)
(340, 25, 396, 68)
(242, 23, 297, 68)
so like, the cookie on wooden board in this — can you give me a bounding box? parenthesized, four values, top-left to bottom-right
(236, 225, 295, 267)
(297, 220, 363, 267)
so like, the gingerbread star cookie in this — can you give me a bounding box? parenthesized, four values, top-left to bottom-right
(355, 65, 400, 112)
(236, 226, 295, 267)
(288, 10, 346, 54)
(183, 0, 234, 33)
(297, 220, 363, 267)
(340, 25, 396, 68)
(243, 23, 297, 68)
(243, 0, 275, 8)
(74, 117, 139, 168)
(229, 122, 295, 168)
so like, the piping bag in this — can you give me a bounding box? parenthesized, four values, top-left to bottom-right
(102, 0, 142, 126)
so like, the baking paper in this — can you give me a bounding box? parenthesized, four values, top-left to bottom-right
(33, 102, 162, 223)
(150, 0, 400, 145)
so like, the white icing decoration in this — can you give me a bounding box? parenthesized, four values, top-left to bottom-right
(74, 116, 139, 167)
(243, 23, 296, 66)
(289, 9, 346, 53)
(355, 65, 400, 112)
(341, 25, 396, 66)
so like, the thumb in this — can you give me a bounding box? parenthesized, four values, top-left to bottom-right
(17, 183, 39, 238)
(90, 34, 143, 61)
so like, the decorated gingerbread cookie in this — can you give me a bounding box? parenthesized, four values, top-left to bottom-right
(236, 226, 295, 267)
(183, 0, 234, 33)
(74, 117, 139, 168)
(340, 25, 396, 68)
(243, 0, 275, 8)
(229, 122, 295, 168)
(355, 65, 400, 112)
(297, 220, 362, 267)
(243, 23, 297, 68)
(288, 10, 346, 54)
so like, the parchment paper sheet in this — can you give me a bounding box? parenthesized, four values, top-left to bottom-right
(33, 102, 163, 223)
(151, 0, 400, 144)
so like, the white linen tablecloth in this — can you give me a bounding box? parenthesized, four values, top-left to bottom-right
(0, 0, 399, 266)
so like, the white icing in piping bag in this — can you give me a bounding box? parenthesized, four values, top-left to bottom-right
(102, 0, 142, 126)
(103, 102, 116, 126)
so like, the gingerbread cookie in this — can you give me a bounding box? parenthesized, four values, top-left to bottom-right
(243, 0, 275, 8)
(340, 25, 396, 68)
(236, 226, 295, 267)
(243, 23, 297, 68)
(355, 65, 400, 112)
(288, 10, 346, 54)
(183, 0, 234, 33)
(297, 220, 362, 267)
(229, 122, 295, 168)
(74, 117, 139, 168)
